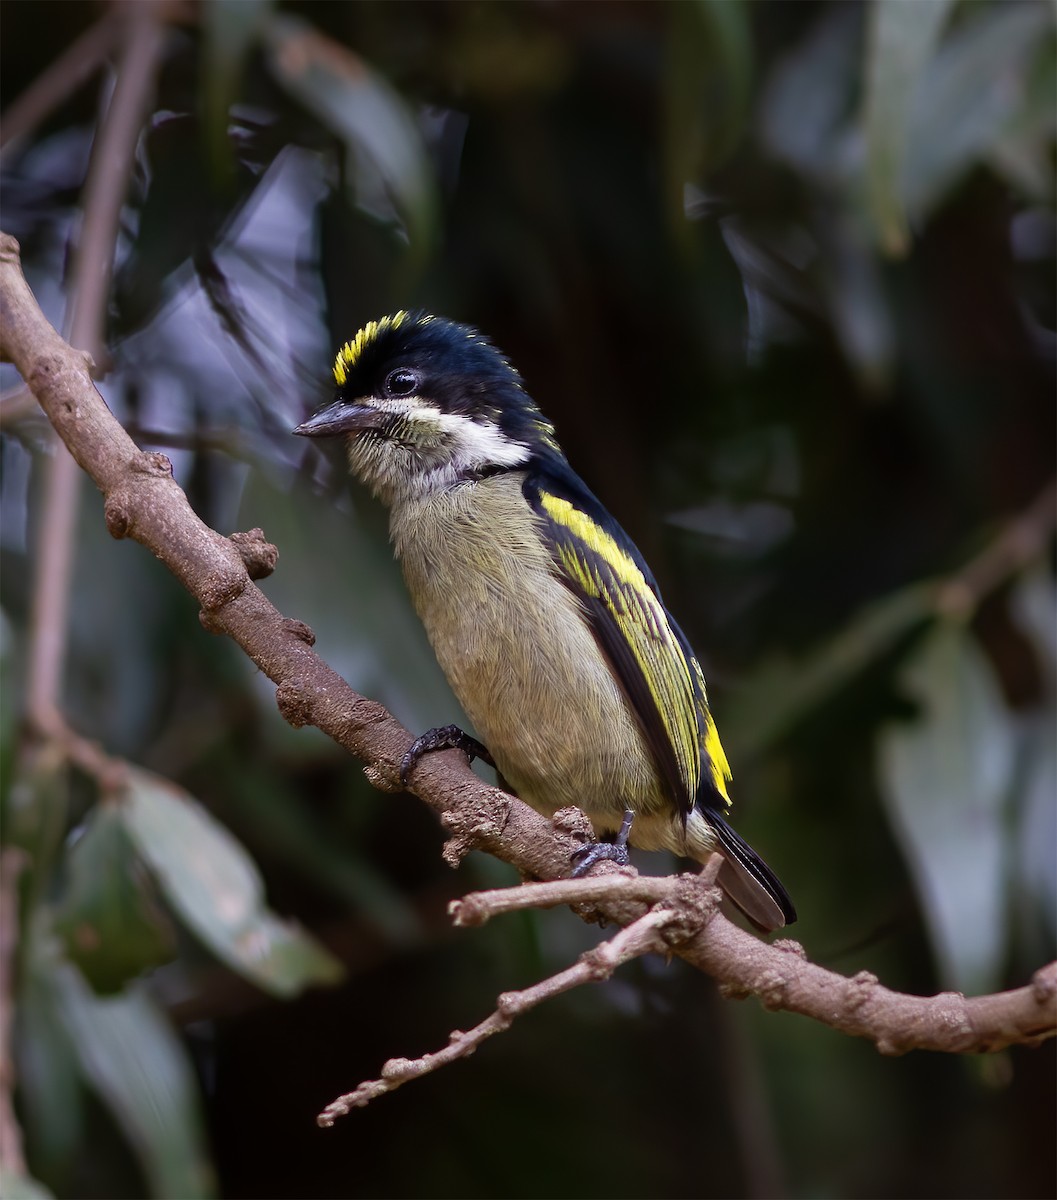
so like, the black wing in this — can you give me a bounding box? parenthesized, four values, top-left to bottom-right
(524, 463, 732, 818)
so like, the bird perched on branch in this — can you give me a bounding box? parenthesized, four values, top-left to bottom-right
(294, 311, 795, 930)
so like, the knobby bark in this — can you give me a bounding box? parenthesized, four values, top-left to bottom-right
(2, 233, 1054, 1120)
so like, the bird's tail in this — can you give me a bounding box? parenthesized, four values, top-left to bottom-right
(707, 809, 797, 932)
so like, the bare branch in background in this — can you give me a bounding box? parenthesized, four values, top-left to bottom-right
(0, 12, 120, 154)
(25, 2, 168, 749)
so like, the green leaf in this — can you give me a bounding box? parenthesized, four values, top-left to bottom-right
(262, 13, 437, 260)
(215, 758, 422, 946)
(1009, 562, 1057, 693)
(1009, 565, 1057, 938)
(724, 582, 934, 760)
(13, 940, 84, 1195)
(760, 3, 861, 179)
(901, 1, 1054, 222)
(878, 623, 1015, 995)
(0, 1170, 55, 1200)
(120, 768, 344, 997)
(1014, 711, 1057, 940)
(202, 0, 275, 183)
(819, 211, 897, 389)
(54, 966, 215, 1200)
(663, 0, 752, 228)
(54, 803, 175, 993)
(864, 0, 954, 255)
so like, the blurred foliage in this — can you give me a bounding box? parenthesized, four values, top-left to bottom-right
(1, 1, 1054, 1198)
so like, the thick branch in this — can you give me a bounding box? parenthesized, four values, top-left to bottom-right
(2, 233, 1053, 1072)
(454, 873, 1057, 1056)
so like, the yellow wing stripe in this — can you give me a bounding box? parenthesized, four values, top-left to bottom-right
(539, 492, 703, 802)
(689, 655, 731, 804)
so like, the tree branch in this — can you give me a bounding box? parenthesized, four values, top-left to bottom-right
(1, 233, 1053, 1104)
(26, 1, 168, 741)
(317, 905, 679, 1124)
(320, 870, 1056, 1122)
(457, 871, 1057, 1056)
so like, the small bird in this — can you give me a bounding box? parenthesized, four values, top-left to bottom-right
(294, 312, 795, 930)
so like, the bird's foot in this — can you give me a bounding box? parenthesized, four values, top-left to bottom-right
(571, 809, 634, 876)
(400, 724, 495, 788)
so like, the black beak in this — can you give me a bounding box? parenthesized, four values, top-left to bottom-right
(293, 400, 387, 439)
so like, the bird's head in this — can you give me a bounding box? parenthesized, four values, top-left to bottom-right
(294, 312, 558, 504)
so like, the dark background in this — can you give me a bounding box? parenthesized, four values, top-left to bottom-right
(1, 2, 1054, 1197)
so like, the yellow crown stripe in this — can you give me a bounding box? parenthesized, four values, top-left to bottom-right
(333, 311, 432, 385)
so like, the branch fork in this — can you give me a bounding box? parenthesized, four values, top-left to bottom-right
(1, 231, 1053, 1131)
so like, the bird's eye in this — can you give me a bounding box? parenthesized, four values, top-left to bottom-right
(384, 368, 420, 397)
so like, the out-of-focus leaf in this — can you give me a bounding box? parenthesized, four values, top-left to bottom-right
(1014, 711, 1057, 940)
(761, 2, 861, 178)
(864, 0, 953, 255)
(66, 497, 174, 756)
(985, 42, 1057, 200)
(119, 768, 343, 997)
(0, 1170, 55, 1200)
(664, 0, 752, 227)
(239, 472, 458, 736)
(54, 803, 175, 993)
(13, 936, 83, 1195)
(443, 5, 570, 99)
(202, 0, 274, 183)
(818, 210, 896, 388)
(878, 622, 1015, 995)
(217, 758, 423, 946)
(902, 1, 1054, 223)
(54, 965, 215, 1200)
(716, 218, 816, 364)
(262, 13, 437, 258)
(1009, 561, 1057, 691)
(724, 582, 934, 759)
(3, 746, 67, 866)
(1009, 565, 1057, 937)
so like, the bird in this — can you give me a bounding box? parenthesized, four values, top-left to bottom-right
(294, 311, 796, 930)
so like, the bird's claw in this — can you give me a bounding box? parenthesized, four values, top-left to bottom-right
(571, 809, 634, 876)
(400, 724, 495, 788)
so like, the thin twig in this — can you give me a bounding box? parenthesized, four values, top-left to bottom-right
(317, 907, 676, 1125)
(0, 13, 120, 153)
(448, 853, 728, 928)
(449, 873, 672, 926)
(0, 385, 40, 428)
(1, 238, 1054, 1114)
(323, 864, 1057, 1122)
(935, 480, 1057, 618)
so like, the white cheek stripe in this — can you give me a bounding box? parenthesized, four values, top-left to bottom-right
(350, 395, 531, 491)
(387, 402, 529, 470)
(429, 410, 531, 469)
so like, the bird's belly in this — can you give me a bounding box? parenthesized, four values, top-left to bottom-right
(392, 484, 669, 833)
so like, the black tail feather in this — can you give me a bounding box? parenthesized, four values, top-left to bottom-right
(707, 809, 797, 931)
